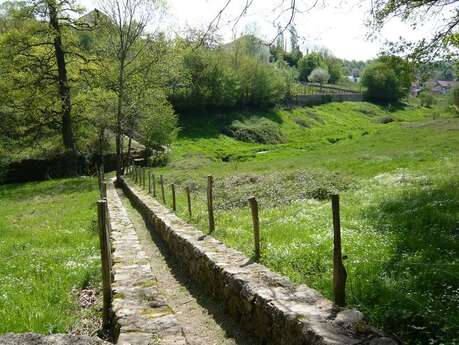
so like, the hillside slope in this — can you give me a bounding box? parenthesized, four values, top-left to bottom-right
(149, 102, 459, 344)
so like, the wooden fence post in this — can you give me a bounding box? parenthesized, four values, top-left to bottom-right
(171, 184, 176, 211)
(160, 175, 165, 203)
(100, 182, 107, 200)
(148, 173, 152, 194)
(207, 175, 215, 233)
(97, 200, 112, 329)
(97, 167, 102, 190)
(152, 174, 156, 197)
(134, 166, 138, 183)
(248, 197, 261, 261)
(100, 162, 104, 182)
(331, 194, 347, 307)
(185, 186, 192, 219)
(142, 168, 146, 189)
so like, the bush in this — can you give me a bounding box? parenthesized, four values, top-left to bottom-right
(228, 117, 286, 144)
(308, 67, 330, 85)
(298, 52, 325, 82)
(378, 116, 394, 124)
(450, 85, 459, 115)
(419, 90, 436, 108)
(361, 55, 413, 104)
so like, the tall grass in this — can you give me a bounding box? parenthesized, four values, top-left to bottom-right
(0, 178, 100, 334)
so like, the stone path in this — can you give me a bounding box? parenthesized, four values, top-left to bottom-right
(117, 176, 397, 345)
(106, 184, 186, 345)
(117, 188, 261, 345)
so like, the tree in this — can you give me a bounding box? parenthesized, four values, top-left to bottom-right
(0, 0, 90, 173)
(98, 0, 165, 179)
(361, 55, 414, 104)
(327, 58, 343, 84)
(308, 67, 330, 90)
(369, 0, 459, 61)
(419, 90, 436, 108)
(298, 52, 325, 81)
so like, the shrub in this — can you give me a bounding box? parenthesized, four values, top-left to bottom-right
(228, 117, 286, 144)
(361, 55, 413, 104)
(308, 67, 330, 85)
(378, 116, 394, 124)
(450, 85, 459, 115)
(298, 52, 325, 82)
(419, 90, 436, 108)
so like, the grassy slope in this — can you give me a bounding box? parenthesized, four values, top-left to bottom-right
(144, 102, 459, 345)
(0, 178, 100, 334)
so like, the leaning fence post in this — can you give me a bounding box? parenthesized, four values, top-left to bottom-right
(185, 186, 192, 219)
(248, 196, 261, 261)
(97, 200, 112, 329)
(152, 174, 156, 197)
(160, 175, 166, 203)
(207, 175, 215, 233)
(331, 194, 347, 307)
(171, 184, 176, 211)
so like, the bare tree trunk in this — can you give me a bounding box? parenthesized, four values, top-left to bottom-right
(48, 0, 77, 175)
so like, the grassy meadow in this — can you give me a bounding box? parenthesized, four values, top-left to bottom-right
(0, 178, 101, 334)
(137, 101, 459, 345)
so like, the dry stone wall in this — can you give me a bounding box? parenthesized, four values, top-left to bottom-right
(119, 177, 397, 345)
(106, 182, 187, 345)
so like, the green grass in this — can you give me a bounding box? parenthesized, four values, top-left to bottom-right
(0, 177, 100, 334)
(138, 101, 459, 345)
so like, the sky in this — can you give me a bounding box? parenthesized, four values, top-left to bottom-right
(25, 0, 449, 61)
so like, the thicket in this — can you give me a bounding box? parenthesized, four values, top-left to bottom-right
(169, 38, 287, 111)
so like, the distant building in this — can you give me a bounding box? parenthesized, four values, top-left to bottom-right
(424, 80, 457, 95)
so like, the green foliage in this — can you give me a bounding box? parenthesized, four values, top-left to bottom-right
(298, 52, 325, 81)
(171, 44, 287, 111)
(228, 117, 286, 144)
(450, 84, 459, 114)
(0, 178, 100, 333)
(361, 55, 414, 104)
(139, 91, 179, 150)
(419, 90, 436, 108)
(327, 57, 343, 84)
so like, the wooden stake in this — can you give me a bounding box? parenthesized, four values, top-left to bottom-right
(100, 182, 107, 200)
(142, 168, 146, 189)
(248, 196, 261, 261)
(97, 200, 112, 329)
(186, 186, 192, 219)
(152, 174, 156, 197)
(207, 175, 215, 233)
(160, 175, 166, 203)
(171, 184, 176, 211)
(148, 173, 152, 194)
(332, 194, 347, 307)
